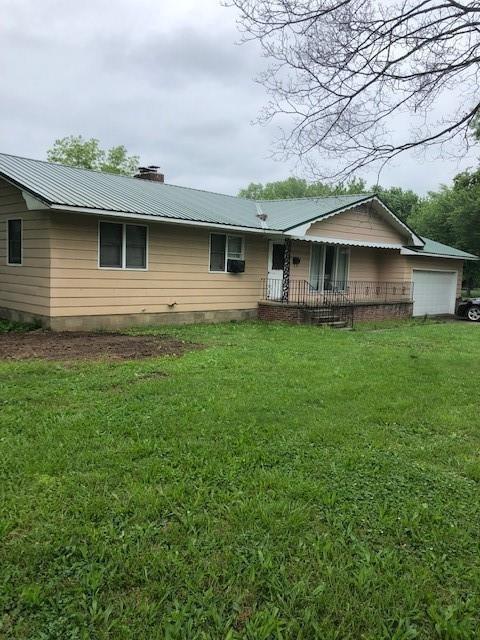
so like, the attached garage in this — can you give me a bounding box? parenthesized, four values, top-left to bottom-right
(412, 269, 457, 316)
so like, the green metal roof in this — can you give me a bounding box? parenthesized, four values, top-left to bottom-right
(412, 237, 478, 260)
(0, 152, 375, 232)
(0, 152, 476, 260)
(256, 193, 375, 230)
(0, 153, 261, 229)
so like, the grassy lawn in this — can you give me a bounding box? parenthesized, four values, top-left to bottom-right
(461, 289, 480, 298)
(1, 320, 480, 639)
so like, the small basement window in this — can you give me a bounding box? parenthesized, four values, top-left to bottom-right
(99, 221, 148, 269)
(7, 219, 22, 265)
(209, 233, 245, 272)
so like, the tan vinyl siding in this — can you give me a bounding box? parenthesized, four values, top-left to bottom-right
(49, 212, 269, 317)
(0, 180, 50, 315)
(349, 247, 382, 281)
(289, 240, 311, 281)
(307, 205, 406, 244)
(377, 250, 408, 281)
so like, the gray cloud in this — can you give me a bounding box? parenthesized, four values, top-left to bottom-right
(100, 27, 259, 85)
(0, 0, 477, 196)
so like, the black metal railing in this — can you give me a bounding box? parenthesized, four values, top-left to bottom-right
(261, 278, 413, 307)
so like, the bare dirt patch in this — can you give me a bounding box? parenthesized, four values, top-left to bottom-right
(0, 331, 200, 362)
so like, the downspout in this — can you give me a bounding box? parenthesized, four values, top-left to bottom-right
(282, 239, 292, 302)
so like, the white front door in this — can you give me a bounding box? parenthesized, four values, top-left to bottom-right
(267, 241, 285, 300)
(412, 269, 457, 316)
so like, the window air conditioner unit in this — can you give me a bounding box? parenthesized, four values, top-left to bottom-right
(227, 259, 245, 273)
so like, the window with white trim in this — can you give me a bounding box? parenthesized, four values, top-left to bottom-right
(7, 219, 22, 265)
(209, 233, 244, 272)
(99, 221, 147, 269)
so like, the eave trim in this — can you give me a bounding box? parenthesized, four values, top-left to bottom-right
(287, 233, 404, 249)
(401, 247, 478, 261)
(49, 204, 270, 234)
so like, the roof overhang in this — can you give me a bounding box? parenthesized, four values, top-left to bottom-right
(22, 190, 50, 210)
(401, 247, 479, 261)
(287, 233, 404, 250)
(286, 196, 425, 247)
(49, 204, 270, 235)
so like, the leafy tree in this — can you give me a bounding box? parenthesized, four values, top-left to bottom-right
(239, 178, 310, 200)
(374, 187, 420, 223)
(47, 135, 139, 176)
(239, 176, 367, 200)
(239, 177, 419, 222)
(409, 169, 480, 292)
(471, 112, 480, 142)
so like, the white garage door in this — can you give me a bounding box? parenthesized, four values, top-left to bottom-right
(412, 270, 457, 316)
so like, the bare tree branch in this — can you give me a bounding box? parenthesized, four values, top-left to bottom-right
(227, 0, 480, 180)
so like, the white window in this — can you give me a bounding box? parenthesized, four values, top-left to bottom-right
(7, 219, 22, 265)
(209, 233, 244, 272)
(99, 221, 147, 269)
(310, 245, 349, 291)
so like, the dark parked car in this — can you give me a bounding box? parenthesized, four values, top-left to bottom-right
(456, 298, 480, 322)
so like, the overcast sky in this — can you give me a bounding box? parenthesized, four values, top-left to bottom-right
(1, 0, 478, 195)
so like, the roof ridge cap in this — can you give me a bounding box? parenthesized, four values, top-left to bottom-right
(254, 192, 374, 203)
(0, 151, 258, 202)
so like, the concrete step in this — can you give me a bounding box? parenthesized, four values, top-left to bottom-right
(305, 315, 350, 328)
(303, 307, 351, 328)
(308, 316, 339, 323)
(304, 312, 339, 321)
(328, 321, 349, 328)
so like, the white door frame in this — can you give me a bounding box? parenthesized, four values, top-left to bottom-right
(267, 240, 285, 300)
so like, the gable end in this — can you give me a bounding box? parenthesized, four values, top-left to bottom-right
(288, 197, 423, 247)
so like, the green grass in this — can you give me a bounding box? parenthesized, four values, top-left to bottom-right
(461, 289, 480, 298)
(1, 320, 480, 639)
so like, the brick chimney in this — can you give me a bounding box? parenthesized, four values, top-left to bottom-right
(134, 165, 164, 183)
